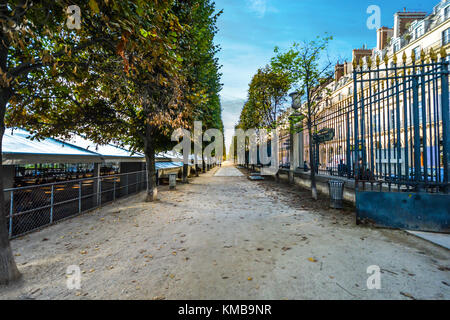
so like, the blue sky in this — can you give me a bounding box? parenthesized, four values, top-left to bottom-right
(215, 0, 433, 150)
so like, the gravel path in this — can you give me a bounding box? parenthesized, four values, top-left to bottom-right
(214, 166, 244, 177)
(0, 162, 449, 300)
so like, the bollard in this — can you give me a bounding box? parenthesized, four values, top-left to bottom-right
(169, 173, 177, 190)
(328, 180, 345, 209)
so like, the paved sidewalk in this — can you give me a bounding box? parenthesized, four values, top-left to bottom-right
(0, 163, 449, 300)
(407, 231, 450, 250)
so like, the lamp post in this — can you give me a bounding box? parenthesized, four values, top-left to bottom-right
(288, 91, 303, 183)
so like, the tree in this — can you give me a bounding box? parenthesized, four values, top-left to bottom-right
(9, 1, 193, 203)
(271, 36, 333, 200)
(1, 0, 223, 284)
(0, 0, 114, 285)
(7, 0, 223, 202)
(1, 0, 182, 284)
(172, 0, 223, 176)
(239, 65, 291, 131)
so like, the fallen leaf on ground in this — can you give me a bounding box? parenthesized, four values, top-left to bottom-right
(400, 292, 416, 300)
(308, 257, 317, 262)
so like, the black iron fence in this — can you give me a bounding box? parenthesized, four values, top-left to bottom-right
(3, 170, 147, 239)
(306, 51, 449, 193)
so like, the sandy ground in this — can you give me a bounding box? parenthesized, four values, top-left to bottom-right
(0, 162, 449, 300)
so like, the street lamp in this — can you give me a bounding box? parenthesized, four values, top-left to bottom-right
(289, 91, 302, 115)
(287, 91, 304, 179)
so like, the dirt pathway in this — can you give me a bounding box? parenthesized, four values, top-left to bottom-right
(0, 162, 449, 299)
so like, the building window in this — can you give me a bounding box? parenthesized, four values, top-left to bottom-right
(443, 28, 450, 45)
(412, 46, 421, 59)
(445, 6, 450, 20)
(415, 25, 424, 39)
(393, 42, 400, 53)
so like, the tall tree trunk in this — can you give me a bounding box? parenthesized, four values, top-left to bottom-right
(144, 124, 157, 202)
(182, 164, 188, 183)
(0, 88, 21, 284)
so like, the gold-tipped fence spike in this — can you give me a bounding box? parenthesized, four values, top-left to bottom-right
(352, 58, 357, 69)
(367, 56, 372, 68)
(376, 55, 381, 66)
(359, 57, 364, 68)
(440, 46, 447, 60)
(402, 52, 407, 64)
(420, 49, 426, 63)
(430, 47, 437, 62)
(411, 50, 416, 63)
(383, 54, 389, 66)
(392, 53, 397, 65)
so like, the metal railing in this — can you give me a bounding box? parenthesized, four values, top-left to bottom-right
(3, 170, 147, 239)
(304, 56, 449, 193)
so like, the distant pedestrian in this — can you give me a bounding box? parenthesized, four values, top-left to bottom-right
(303, 161, 309, 172)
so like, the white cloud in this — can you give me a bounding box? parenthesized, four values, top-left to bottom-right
(247, 0, 267, 18)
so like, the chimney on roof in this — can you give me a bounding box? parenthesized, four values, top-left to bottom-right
(377, 27, 394, 51)
(393, 11, 427, 38)
(352, 47, 373, 65)
(335, 63, 344, 82)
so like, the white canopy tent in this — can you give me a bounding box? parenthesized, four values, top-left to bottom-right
(2, 128, 102, 165)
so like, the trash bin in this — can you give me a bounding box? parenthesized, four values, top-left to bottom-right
(169, 173, 177, 190)
(328, 180, 345, 209)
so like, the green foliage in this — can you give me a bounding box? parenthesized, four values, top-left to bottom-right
(2, 0, 224, 198)
(270, 35, 334, 200)
(238, 65, 292, 131)
(5, 0, 223, 151)
(271, 35, 334, 122)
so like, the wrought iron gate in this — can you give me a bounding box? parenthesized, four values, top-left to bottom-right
(353, 50, 450, 232)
